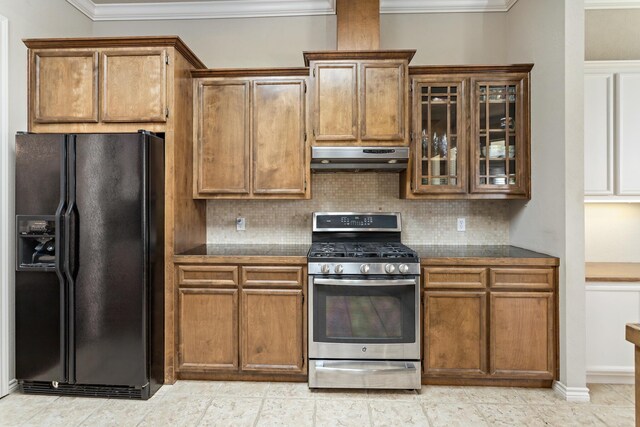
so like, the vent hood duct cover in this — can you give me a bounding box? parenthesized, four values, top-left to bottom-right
(311, 146, 409, 172)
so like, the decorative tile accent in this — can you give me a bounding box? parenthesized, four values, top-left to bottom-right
(207, 173, 510, 245)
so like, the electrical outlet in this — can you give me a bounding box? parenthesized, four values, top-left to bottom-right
(457, 218, 466, 232)
(236, 217, 246, 231)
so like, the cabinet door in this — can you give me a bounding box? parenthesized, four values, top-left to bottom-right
(360, 62, 406, 143)
(253, 80, 307, 196)
(470, 74, 530, 197)
(30, 50, 98, 123)
(584, 73, 614, 195)
(178, 288, 238, 371)
(424, 291, 487, 376)
(617, 72, 640, 195)
(240, 288, 305, 373)
(195, 80, 250, 196)
(313, 63, 358, 142)
(101, 49, 167, 122)
(412, 77, 467, 194)
(490, 292, 554, 379)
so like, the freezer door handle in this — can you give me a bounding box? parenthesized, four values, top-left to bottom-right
(63, 135, 77, 384)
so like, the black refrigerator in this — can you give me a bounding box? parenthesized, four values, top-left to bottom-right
(15, 131, 164, 399)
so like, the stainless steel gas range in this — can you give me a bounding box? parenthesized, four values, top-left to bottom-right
(307, 212, 421, 390)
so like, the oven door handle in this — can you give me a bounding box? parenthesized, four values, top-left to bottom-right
(315, 361, 418, 374)
(313, 278, 417, 287)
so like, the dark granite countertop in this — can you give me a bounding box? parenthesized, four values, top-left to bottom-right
(411, 245, 555, 259)
(175, 244, 311, 261)
(175, 244, 558, 266)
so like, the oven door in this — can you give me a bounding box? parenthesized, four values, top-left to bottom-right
(309, 276, 420, 360)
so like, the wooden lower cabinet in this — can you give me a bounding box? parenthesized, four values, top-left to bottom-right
(176, 263, 306, 379)
(422, 264, 557, 386)
(241, 289, 304, 372)
(178, 288, 238, 371)
(490, 292, 554, 379)
(424, 291, 487, 376)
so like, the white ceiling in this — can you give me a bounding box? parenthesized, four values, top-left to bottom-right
(68, 0, 640, 21)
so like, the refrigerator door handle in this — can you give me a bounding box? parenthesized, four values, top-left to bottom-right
(56, 137, 68, 383)
(63, 136, 77, 384)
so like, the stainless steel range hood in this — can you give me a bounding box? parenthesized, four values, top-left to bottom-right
(311, 147, 409, 172)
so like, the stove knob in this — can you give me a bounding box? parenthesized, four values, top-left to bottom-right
(399, 264, 409, 274)
(360, 264, 370, 274)
(321, 264, 330, 274)
(385, 264, 396, 274)
(334, 264, 344, 274)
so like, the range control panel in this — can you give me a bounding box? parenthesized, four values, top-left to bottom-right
(313, 213, 400, 232)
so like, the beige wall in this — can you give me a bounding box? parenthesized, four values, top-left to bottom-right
(506, 0, 586, 392)
(0, 0, 92, 385)
(586, 10, 640, 60)
(381, 13, 507, 65)
(93, 15, 337, 67)
(92, 12, 508, 68)
(585, 204, 640, 262)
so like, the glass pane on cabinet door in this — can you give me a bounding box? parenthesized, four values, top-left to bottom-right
(477, 82, 519, 188)
(419, 84, 460, 187)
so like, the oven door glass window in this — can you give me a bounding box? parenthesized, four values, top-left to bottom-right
(313, 280, 416, 344)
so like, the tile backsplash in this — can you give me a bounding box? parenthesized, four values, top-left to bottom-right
(206, 173, 509, 245)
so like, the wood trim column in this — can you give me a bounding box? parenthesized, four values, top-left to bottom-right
(336, 0, 380, 50)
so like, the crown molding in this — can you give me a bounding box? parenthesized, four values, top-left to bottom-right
(67, 0, 521, 21)
(67, 0, 337, 21)
(381, 0, 518, 14)
(585, 0, 640, 9)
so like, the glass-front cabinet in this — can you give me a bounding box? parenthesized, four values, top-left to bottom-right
(412, 77, 467, 194)
(470, 74, 530, 197)
(402, 65, 532, 200)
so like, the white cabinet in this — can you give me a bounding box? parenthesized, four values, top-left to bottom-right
(584, 73, 613, 195)
(618, 73, 640, 196)
(585, 62, 640, 202)
(586, 282, 640, 383)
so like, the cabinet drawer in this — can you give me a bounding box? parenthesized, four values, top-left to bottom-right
(177, 265, 238, 287)
(423, 267, 487, 289)
(241, 266, 303, 288)
(490, 268, 554, 290)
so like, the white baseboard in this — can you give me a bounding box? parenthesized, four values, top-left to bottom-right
(553, 381, 591, 402)
(586, 366, 635, 384)
(8, 379, 17, 393)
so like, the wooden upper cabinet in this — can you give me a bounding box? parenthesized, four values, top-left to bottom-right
(305, 51, 414, 147)
(195, 79, 250, 195)
(30, 50, 99, 123)
(25, 37, 207, 133)
(101, 49, 167, 123)
(192, 70, 309, 200)
(402, 65, 532, 200)
(470, 73, 530, 197)
(314, 63, 358, 142)
(253, 80, 307, 195)
(361, 62, 405, 141)
(410, 76, 467, 195)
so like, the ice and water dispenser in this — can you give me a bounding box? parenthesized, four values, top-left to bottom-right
(16, 216, 57, 270)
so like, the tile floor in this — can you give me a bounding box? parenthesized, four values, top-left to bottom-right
(0, 381, 634, 426)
